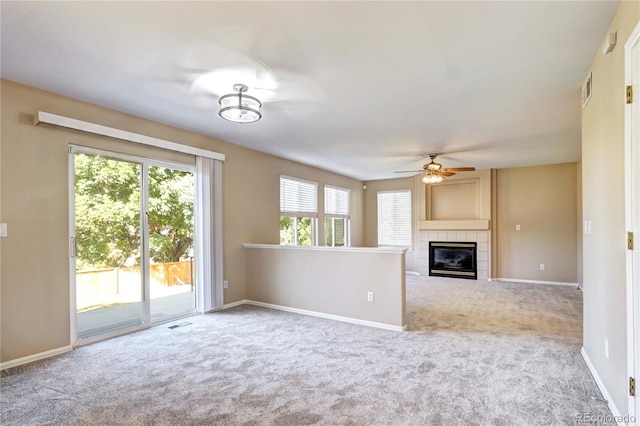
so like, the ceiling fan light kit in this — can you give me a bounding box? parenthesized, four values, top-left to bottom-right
(422, 173, 444, 184)
(218, 84, 262, 123)
(395, 153, 476, 185)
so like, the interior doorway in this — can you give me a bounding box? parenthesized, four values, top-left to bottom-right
(71, 147, 196, 341)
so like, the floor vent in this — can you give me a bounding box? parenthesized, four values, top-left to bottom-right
(168, 322, 192, 329)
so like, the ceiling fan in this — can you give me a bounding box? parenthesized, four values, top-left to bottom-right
(395, 154, 476, 184)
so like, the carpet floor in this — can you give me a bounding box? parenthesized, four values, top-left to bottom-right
(1, 276, 615, 425)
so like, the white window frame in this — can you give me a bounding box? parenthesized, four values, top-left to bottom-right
(280, 176, 318, 246)
(377, 189, 412, 247)
(324, 185, 351, 247)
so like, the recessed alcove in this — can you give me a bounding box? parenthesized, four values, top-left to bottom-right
(428, 179, 480, 220)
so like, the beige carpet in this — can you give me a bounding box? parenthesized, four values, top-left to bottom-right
(1, 276, 614, 425)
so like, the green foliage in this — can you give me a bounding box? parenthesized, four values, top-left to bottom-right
(280, 216, 312, 246)
(296, 217, 313, 246)
(74, 154, 194, 269)
(280, 217, 295, 245)
(147, 166, 194, 263)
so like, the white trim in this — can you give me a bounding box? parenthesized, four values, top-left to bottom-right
(581, 347, 624, 424)
(406, 271, 420, 276)
(242, 243, 407, 255)
(493, 278, 578, 287)
(244, 300, 407, 332)
(220, 300, 248, 310)
(35, 111, 225, 161)
(419, 219, 490, 230)
(74, 323, 150, 347)
(0, 346, 73, 371)
(68, 149, 78, 347)
(625, 20, 640, 420)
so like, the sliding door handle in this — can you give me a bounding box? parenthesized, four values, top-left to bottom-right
(70, 237, 77, 258)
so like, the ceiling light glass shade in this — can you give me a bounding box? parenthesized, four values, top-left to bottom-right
(422, 173, 443, 184)
(218, 84, 262, 123)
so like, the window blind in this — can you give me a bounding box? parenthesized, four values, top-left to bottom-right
(324, 185, 350, 218)
(280, 176, 318, 217)
(377, 190, 412, 246)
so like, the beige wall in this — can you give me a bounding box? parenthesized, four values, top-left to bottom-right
(582, 2, 640, 415)
(495, 163, 578, 283)
(365, 166, 575, 282)
(244, 245, 406, 328)
(0, 80, 364, 363)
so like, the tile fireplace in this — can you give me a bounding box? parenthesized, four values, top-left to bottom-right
(418, 230, 489, 279)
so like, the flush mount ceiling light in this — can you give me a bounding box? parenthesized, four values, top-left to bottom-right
(218, 84, 262, 123)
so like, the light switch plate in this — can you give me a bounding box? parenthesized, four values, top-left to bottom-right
(0, 223, 7, 238)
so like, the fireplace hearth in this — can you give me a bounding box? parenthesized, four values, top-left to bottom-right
(429, 241, 477, 280)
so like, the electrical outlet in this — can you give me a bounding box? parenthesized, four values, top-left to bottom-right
(516, 224, 521, 231)
(539, 264, 545, 271)
(604, 338, 610, 360)
(0, 223, 7, 238)
(223, 280, 228, 289)
(367, 291, 374, 302)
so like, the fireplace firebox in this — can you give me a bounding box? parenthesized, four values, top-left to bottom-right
(429, 242, 477, 280)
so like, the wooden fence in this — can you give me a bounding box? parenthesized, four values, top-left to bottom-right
(76, 261, 194, 310)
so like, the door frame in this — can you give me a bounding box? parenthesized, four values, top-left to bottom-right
(625, 20, 640, 419)
(69, 145, 197, 346)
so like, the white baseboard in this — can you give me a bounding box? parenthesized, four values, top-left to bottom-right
(494, 278, 579, 287)
(581, 347, 624, 424)
(0, 345, 73, 371)
(220, 299, 248, 310)
(243, 300, 406, 332)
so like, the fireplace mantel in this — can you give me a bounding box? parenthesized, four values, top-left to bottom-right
(419, 220, 490, 231)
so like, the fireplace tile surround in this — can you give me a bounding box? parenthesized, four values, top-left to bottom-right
(418, 230, 490, 279)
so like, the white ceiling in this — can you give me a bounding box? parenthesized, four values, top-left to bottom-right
(1, 1, 619, 180)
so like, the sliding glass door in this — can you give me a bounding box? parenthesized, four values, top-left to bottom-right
(74, 153, 145, 337)
(72, 148, 196, 340)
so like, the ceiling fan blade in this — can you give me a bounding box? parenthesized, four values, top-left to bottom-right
(440, 171, 456, 176)
(444, 167, 476, 172)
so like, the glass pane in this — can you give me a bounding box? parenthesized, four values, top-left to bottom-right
(280, 217, 295, 245)
(334, 218, 346, 247)
(324, 218, 334, 247)
(297, 217, 313, 246)
(75, 153, 144, 338)
(148, 166, 196, 321)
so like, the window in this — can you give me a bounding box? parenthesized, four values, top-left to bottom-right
(280, 176, 317, 246)
(324, 185, 350, 247)
(377, 190, 412, 247)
